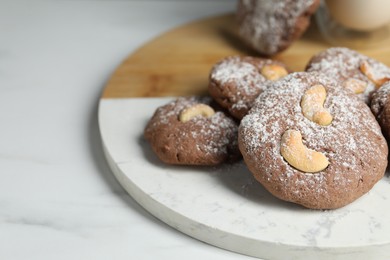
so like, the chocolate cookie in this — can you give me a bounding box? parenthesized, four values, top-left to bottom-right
(239, 72, 388, 209)
(144, 97, 240, 165)
(237, 0, 320, 56)
(208, 56, 289, 120)
(371, 82, 390, 141)
(306, 47, 390, 104)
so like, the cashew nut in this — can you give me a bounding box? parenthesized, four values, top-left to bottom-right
(342, 78, 367, 94)
(360, 61, 390, 88)
(280, 130, 329, 173)
(179, 104, 215, 122)
(260, 64, 288, 81)
(301, 84, 333, 126)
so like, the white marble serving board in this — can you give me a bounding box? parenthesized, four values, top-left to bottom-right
(99, 97, 390, 260)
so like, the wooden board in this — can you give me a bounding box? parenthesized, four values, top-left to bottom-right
(102, 13, 390, 99)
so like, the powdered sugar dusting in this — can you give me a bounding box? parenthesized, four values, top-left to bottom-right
(209, 56, 288, 119)
(371, 82, 390, 117)
(306, 47, 390, 104)
(239, 72, 388, 208)
(145, 97, 239, 162)
(237, 0, 318, 55)
(211, 57, 265, 97)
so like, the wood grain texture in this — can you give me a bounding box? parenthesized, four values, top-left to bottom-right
(102, 13, 390, 98)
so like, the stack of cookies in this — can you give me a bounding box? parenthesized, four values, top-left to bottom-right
(143, 0, 390, 210)
(237, 49, 390, 209)
(144, 47, 390, 210)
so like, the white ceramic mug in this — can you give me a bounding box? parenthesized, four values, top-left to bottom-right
(316, 0, 390, 47)
(325, 0, 390, 31)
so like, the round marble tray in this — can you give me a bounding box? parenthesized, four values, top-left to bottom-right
(99, 14, 390, 259)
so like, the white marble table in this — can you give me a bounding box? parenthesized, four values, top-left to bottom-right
(0, 1, 252, 259)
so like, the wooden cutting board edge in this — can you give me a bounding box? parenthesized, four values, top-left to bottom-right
(101, 13, 390, 99)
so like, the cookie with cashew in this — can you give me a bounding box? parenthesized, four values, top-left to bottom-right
(306, 47, 390, 104)
(208, 56, 289, 120)
(239, 72, 388, 209)
(144, 97, 241, 165)
(371, 82, 390, 141)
